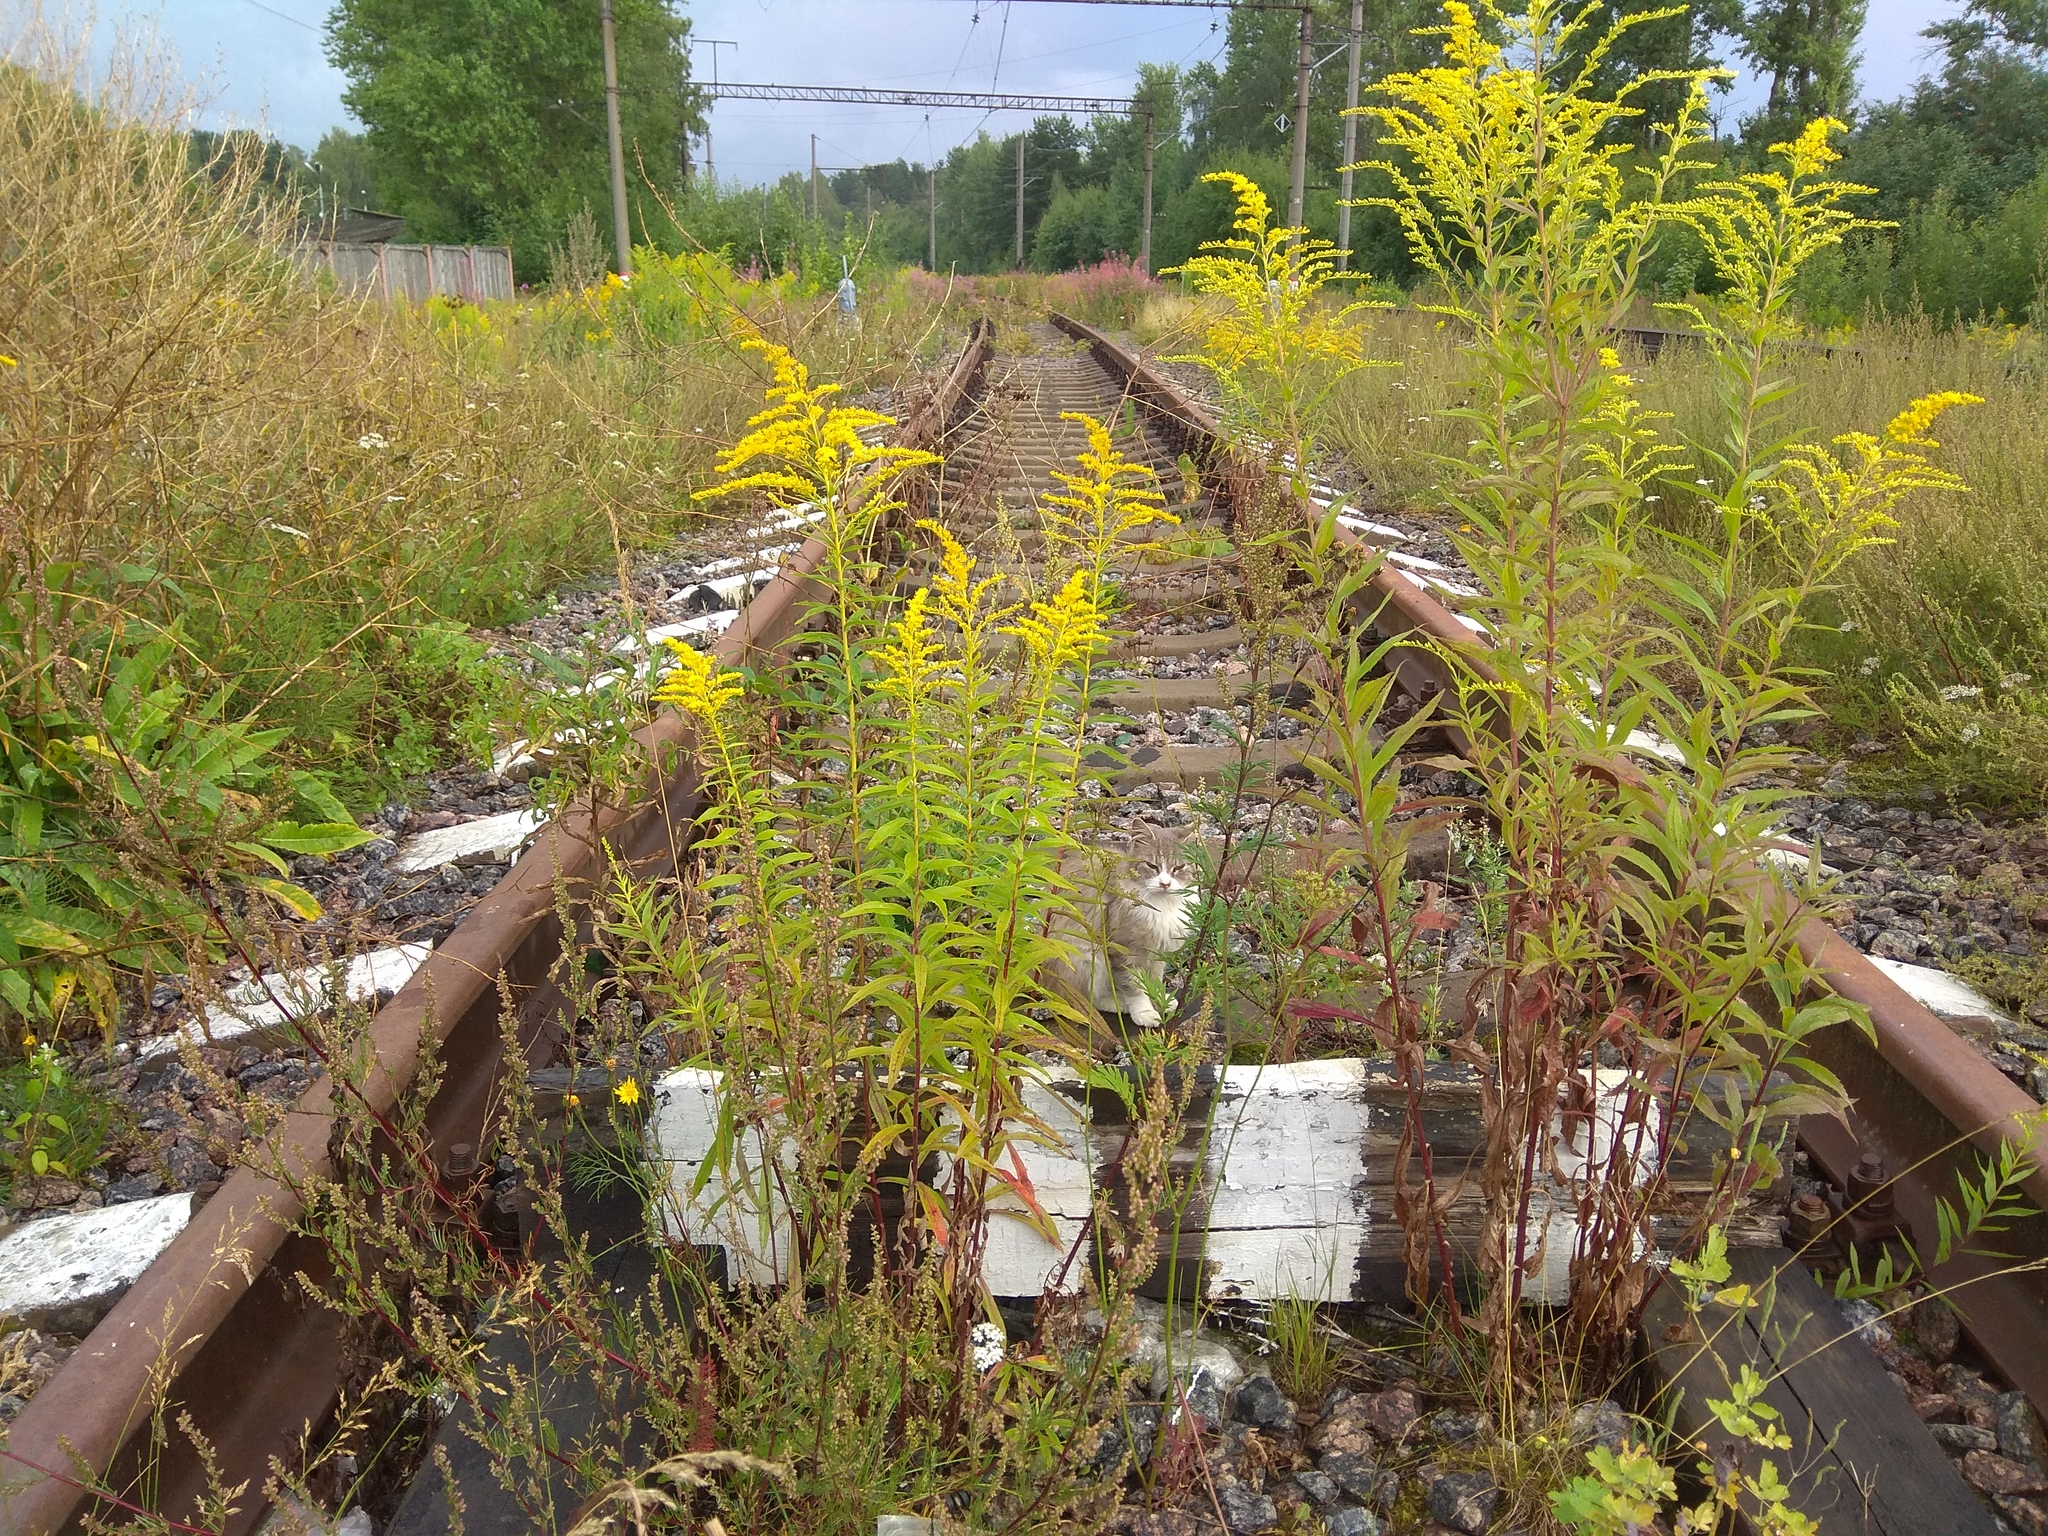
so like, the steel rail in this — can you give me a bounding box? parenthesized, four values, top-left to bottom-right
(1046, 309, 2048, 1419)
(0, 322, 996, 1536)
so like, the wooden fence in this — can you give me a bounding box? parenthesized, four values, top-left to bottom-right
(301, 242, 515, 303)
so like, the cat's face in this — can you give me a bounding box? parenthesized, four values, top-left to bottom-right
(1127, 830, 1198, 898)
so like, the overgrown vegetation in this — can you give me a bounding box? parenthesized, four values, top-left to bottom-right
(19, 0, 2048, 1531)
(0, 14, 954, 1040)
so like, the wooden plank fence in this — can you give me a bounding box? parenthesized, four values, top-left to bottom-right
(300, 242, 514, 303)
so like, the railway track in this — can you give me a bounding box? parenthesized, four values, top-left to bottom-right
(5, 313, 2047, 1533)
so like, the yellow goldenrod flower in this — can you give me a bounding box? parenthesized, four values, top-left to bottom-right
(654, 641, 745, 720)
(1884, 391, 1983, 449)
(0, 353, 17, 368)
(1775, 117, 1849, 180)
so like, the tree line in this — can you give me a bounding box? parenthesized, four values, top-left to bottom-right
(232, 0, 2048, 324)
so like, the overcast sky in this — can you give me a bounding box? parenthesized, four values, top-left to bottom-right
(117, 0, 1965, 180)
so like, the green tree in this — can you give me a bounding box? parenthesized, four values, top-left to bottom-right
(325, 0, 702, 279)
(1736, 0, 1867, 141)
(311, 126, 381, 212)
(1566, 0, 1743, 144)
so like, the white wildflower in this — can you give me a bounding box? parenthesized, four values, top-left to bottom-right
(1962, 724, 1983, 743)
(1860, 656, 1881, 676)
(970, 1320, 1006, 1373)
(1839, 620, 1857, 633)
(1940, 684, 1982, 702)
(1694, 478, 1712, 487)
(2004, 672, 2033, 689)
(357, 432, 389, 450)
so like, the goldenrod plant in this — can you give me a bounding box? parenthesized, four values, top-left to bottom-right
(1166, 171, 1386, 496)
(616, 365, 1199, 1527)
(1554, 1235, 1823, 1536)
(1343, 0, 1985, 1488)
(202, 353, 1198, 1532)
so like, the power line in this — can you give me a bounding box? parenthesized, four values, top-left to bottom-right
(239, 0, 318, 31)
(926, 0, 1301, 8)
(705, 81, 1142, 115)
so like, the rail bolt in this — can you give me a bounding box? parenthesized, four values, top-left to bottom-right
(1787, 1192, 1833, 1250)
(1847, 1150, 1895, 1220)
(442, 1141, 478, 1180)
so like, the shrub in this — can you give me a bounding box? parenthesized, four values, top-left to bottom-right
(1041, 252, 1163, 329)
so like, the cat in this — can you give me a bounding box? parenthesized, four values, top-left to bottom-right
(1047, 826, 1201, 1028)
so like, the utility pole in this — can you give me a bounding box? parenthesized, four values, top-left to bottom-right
(1015, 132, 1025, 268)
(929, 166, 938, 268)
(1287, 3, 1312, 232)
(810, 133, 819, 220)
(1140, 104, 1155, 273)
(600, 0, 632, 276)
(1337, 0, 1363, 268)
(695, 37, 737, 186)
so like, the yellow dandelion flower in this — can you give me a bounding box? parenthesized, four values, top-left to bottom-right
(615, 1078, 641, 1108)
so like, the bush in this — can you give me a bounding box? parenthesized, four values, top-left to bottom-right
(1041, 253, 1165, 330)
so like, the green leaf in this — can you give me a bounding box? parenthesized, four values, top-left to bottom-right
(230, 841, 293, 876)
(0, 912, 90, 955)
(288, 772, 355, 826)
(259, 821, 374, 857)
(244, 878, 324, 920)
(30, 1149, 47, 1175)
(12, 797, 41, 852)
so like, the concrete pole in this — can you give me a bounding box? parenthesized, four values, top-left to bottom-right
(810, 133, 819, 220)
(929, 166, 937, 268)
(1140, 105, 1155, 273)
(599, 0, 632, 276)
(1337, 0, 1364, 269)
(1015, 132, 1025, 268)
(1288, 4, 1313, 232)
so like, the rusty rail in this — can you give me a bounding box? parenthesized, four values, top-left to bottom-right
(0, 320, 996, 1536)
(1047, 310, 2048, 1419)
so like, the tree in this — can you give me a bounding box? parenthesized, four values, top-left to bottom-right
(1735, 0, 1867, 141)
(325, 0, 703, 279)
(311, 127, 380, 212)
(1565, 0, 1743, 144)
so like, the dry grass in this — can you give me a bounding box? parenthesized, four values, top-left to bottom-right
(0, 9, 956, 805)
(1321, 307, 2048, 809)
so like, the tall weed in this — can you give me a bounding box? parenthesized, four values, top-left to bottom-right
(1311, 5, 1978, 1521)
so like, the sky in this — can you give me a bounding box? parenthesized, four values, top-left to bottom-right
(120, 0, 1967, 180)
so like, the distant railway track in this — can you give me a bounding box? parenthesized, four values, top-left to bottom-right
(6, 313, 2046, 1533)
